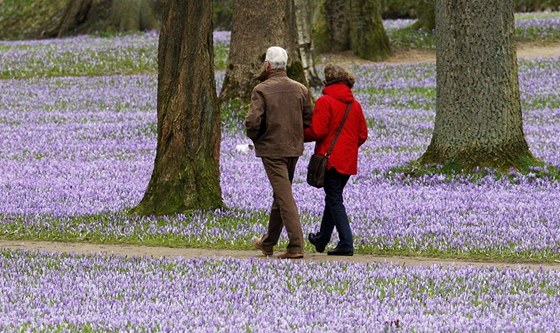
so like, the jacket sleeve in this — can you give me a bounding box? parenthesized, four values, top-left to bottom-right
(304, 96, 331, 142)
(357, 104, 368, 146)
(245, 88, 266, 141)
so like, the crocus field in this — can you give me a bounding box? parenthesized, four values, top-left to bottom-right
(1, 16, 560, 331)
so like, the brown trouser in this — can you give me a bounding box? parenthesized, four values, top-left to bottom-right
(260, 156, 304, 254)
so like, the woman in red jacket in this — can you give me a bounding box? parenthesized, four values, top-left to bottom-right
(304, 64, 368, 256)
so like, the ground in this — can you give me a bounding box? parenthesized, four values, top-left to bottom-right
(1, 239, 559, 269)
(3, 42, 560, 269)
(319, 41, 560, 65)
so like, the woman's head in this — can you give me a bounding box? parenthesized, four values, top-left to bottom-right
(323, 64, 355, 88)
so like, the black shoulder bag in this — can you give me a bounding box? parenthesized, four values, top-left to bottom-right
(306, 102, 352, 188)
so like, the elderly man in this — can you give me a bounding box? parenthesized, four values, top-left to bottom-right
(245, 46, 312, 259)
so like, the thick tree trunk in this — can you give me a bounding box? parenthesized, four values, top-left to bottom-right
(349, 0, 391, 61)
(311, 0, 331, 54)
(420, 0, 534, 170)
(110, 0, 159, 32)
(133, 0, 223, 216)
(47, 0, 159, 37)
(327, 0, 350, 52)
(412, 0, 435, 31)
(49, 0, 93, 38)
(219, 0, 308, 102)
(312, 0, 348, 53)
(313, 0, 391, 61)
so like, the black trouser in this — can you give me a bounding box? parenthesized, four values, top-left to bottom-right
(315, 168, 353, 251)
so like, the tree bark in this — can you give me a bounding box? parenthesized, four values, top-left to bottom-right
(294, 0, 322, 87)
(420, 0, 534, 170)
(50, 0, 93, 38)
(110, 0, 159, 32)
(219, 0, 309, 103)
(327, 0, 350, 52)
(46, 0, 159, 38)
(313, 0, 391, 61)
(132, 0, 223, 216)
(349, 0, 392, 61)
(412, 0, 436, 31)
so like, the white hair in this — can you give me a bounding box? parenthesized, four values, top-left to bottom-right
(265, 46, 288, 69)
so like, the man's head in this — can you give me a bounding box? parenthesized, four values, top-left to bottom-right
(264, 46, 288, 70)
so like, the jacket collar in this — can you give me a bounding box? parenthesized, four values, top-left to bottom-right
(257, 69, 287, 82)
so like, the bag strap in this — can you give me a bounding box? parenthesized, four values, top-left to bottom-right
(325, 102, 352, 157)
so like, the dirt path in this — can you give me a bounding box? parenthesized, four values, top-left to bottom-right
(319, 42, 560, 65)
(2, 239, 559, 270)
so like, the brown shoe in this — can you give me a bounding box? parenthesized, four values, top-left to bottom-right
(252, 236, 273, 256)
(277, 252, 304, 259)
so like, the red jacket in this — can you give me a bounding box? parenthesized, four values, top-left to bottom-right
(304, 83, 368, 175)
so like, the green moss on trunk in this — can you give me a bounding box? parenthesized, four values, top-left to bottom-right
(287, 60, 307, 86)
(419, 139, 536, 171)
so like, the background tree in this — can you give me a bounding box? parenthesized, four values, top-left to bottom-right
(219, 0, 313, 103)
(46, 0, 160, 38)
(133, 0, 223, 216)
(411, 0, 435, 31)
(294, 0, 322, 87)
(313, 0, 391, 61)
(109, 0, 159, 32)
(419, 0, 535, 170)
(350, 0, 392, 60)
(48, 0, 94, 37)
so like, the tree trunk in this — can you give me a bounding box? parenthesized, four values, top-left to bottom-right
(219, 0, 308, 103)
(311, 0, 331, 54)
(327, 0, 350, 52)
(313, 0, 391, 61)
(46, 0, 159, 38)
(419, 0, 534, 170)
(349, 0, 392, 61)
(412, 0, 435, 31)
(310, 0, 349, 53)
(132, 0, 223, 216)
(110, 0, 159, 32)
(50, 0, 93, 38)
(294, 0, 322, 87)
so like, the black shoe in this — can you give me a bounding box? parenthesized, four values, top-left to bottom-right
(327, 247, 354, 256)
(308, 233, 325, 253)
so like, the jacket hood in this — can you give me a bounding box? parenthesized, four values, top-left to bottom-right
(322, 82, 354, 104)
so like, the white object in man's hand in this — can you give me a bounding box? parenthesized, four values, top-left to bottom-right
(235, 143, 254, 153)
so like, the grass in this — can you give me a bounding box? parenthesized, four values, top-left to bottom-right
(2, 14, 560, 264)
(390, 155, 560, 183)
(387, 11, 560, 49)
(0, 0, 67, 40)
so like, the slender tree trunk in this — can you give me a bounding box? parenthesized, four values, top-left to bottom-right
(420, 0, 534, 169)
(219, 0, 308, 102)
(133, 0, 222, 216)
(294, 0, 322, 87)
(349, 0, 391, 61)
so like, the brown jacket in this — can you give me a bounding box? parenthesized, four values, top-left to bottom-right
(245, 70, 312, 157)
